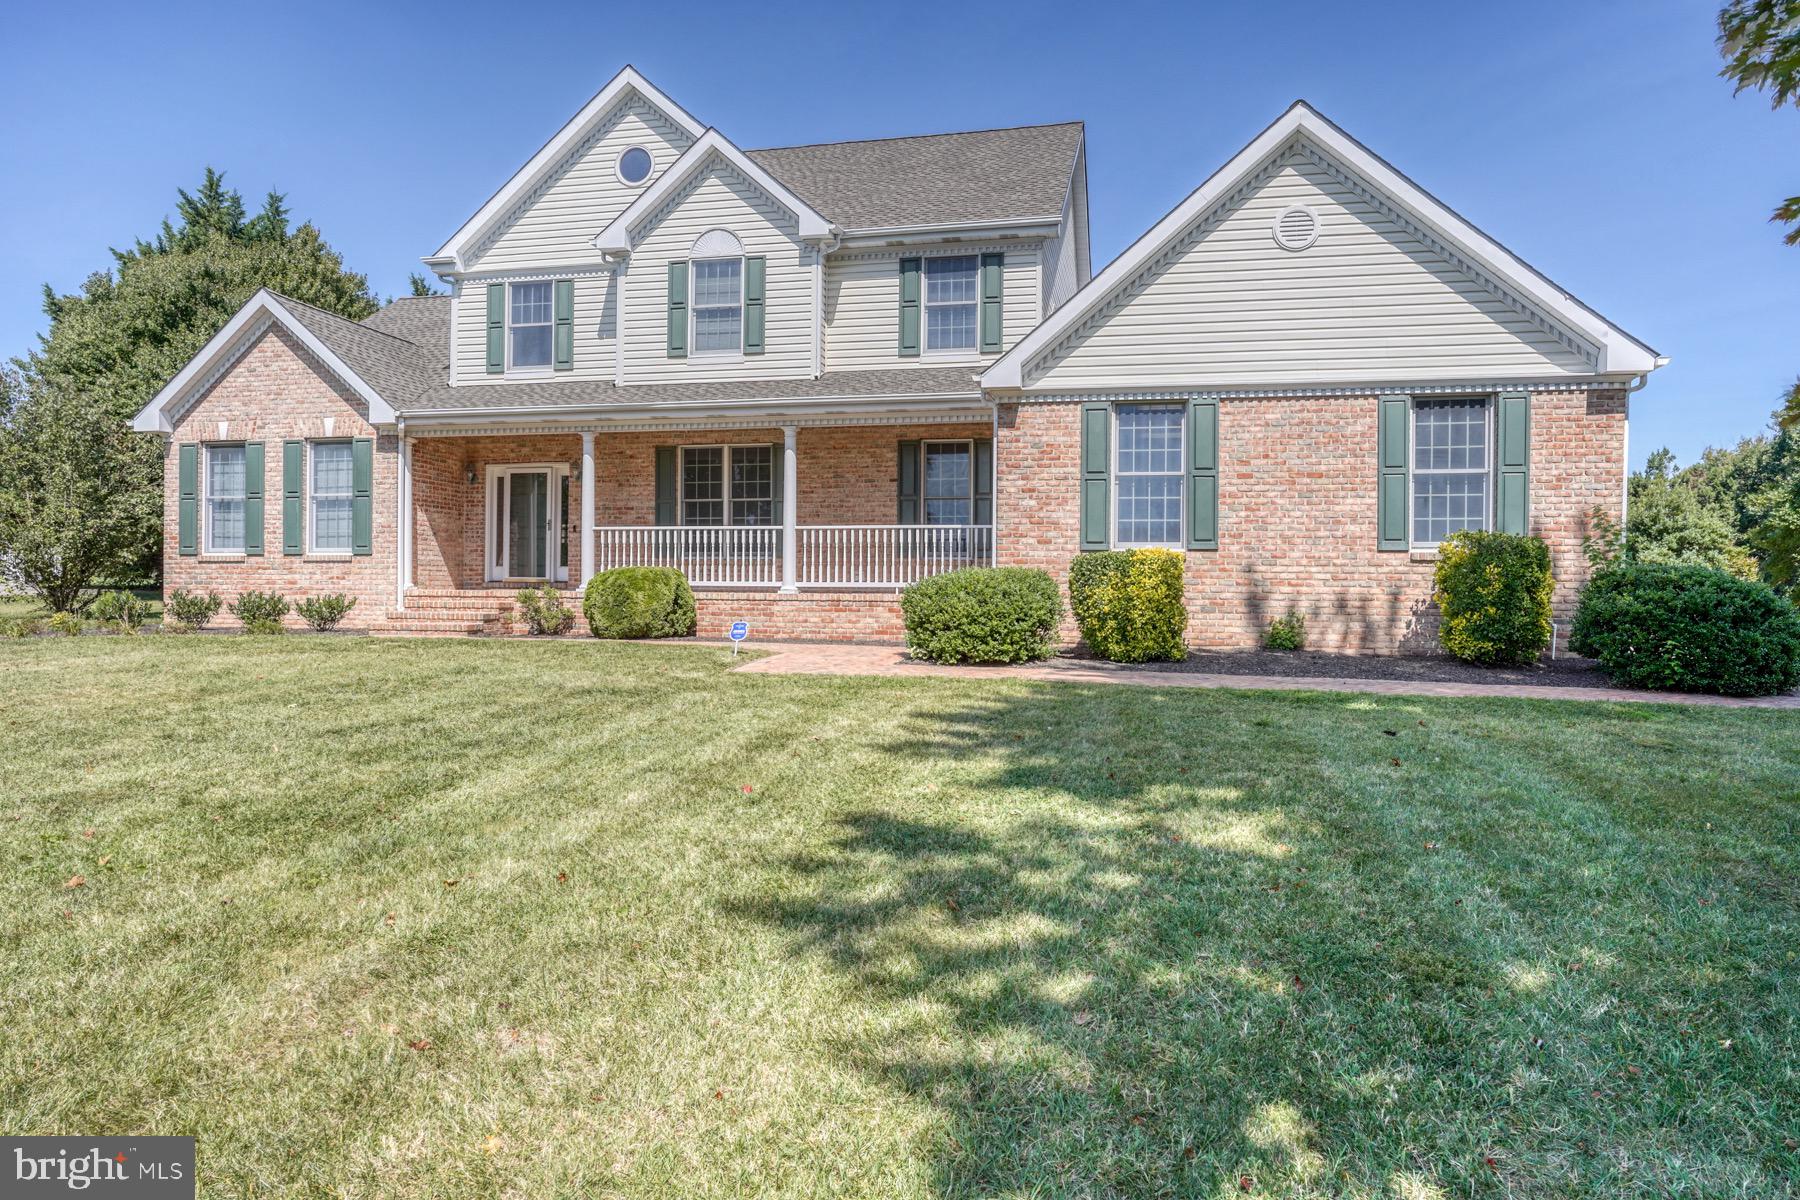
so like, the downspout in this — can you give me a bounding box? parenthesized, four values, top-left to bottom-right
(1620, 370, 1655, 553)
(395, 417, 408, 612)
(989, 393, 1001, 567)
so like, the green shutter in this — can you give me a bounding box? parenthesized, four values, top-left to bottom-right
(351, 437, 373, 556)
(666, 262, 688, 358)
(744, 256, 765, 355)
(979, 253, 1004, 353)
(1377, 397, 1410, 551)
(897, 441, 921, 523)
(1186, 400, 1218, 550)
(177, 443, 198, 556)
(897, 257, 921, 357)
(1496, 391, 1530, 535)
(486, 284, 505, 374)
(282, 440, 304, 555)
(1079, 403, 1111, 551)
(553, 279, 574, 371)
(242, 441, 265, 556)
(654, 447, 678, 525)
(769, 440, 783, 524)
(973, 438, 994, 526)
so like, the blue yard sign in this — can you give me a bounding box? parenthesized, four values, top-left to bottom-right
(728, 621, 749, 654)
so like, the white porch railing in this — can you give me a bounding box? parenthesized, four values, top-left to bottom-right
(797, 524, 993, 588)
(590, 523, 993, 589)
(593, 526, 782, 588)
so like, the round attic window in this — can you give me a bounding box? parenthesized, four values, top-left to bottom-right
(616, 146, 653, 186)
(1272, 204, 1320, 251)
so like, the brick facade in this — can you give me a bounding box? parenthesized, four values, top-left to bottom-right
(994, 390, 1627, 653)
(159, 333, 1625, 651)
(161, 326, 398, 630)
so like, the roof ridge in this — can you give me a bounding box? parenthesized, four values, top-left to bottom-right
(748, 120, 1083, 155)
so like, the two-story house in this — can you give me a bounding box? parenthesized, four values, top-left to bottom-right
(134, 67, 1662, 649)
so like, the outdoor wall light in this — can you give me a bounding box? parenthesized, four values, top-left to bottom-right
(465, 464, 479, 485)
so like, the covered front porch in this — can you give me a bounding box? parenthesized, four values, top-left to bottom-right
(390, 413, 995, 637)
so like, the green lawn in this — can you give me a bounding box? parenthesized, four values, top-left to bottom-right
(1, 637, 1796, 1198)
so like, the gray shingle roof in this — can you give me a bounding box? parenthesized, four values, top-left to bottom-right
(746, 122, 1082, 230)
(321, 292, 978, 414)
(402, 365, 982, 413)
(272, 294, 445, 408)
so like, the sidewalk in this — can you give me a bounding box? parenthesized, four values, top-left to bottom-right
(731, 642, 1800, 710)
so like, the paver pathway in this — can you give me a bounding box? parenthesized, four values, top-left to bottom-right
(731, 641, 1800, 710)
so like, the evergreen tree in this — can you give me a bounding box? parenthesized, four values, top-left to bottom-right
(4, 169, 375, 597)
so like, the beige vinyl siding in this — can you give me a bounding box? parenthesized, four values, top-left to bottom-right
(620, 155, 814, 384)
(450, 273, 618, 384)
(1025, 147, 1594, 389)
(471, 97, 695, 273)
(1042, 184, 1081, 314)
(822, 242, 1041, 370)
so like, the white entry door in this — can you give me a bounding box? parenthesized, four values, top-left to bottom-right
(486, 464, 571, 582)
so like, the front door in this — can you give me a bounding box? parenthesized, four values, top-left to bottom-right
(487, 464, 569, 582)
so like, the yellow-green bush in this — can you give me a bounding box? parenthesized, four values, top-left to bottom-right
(1067, 549, 1187, 663)
(1432, 531, 1553, 666)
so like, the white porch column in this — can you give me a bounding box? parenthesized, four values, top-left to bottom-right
(780, 425, 798, 593)
(580, 431, 596, 587)
(395, 429, 413, 610)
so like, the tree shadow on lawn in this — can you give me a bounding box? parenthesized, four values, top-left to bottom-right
(730, 682, 1796, 1198)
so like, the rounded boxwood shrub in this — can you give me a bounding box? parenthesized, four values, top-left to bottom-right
(900, 567, 1062, 664)
(1432, 531, 1554, 666)
(1570, 563, 1800, 696)
(229, 590, 290, 634)
(1068, 548, 1187, 663)
(584, 567, 696, 639)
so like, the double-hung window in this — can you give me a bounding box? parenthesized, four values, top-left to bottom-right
(1411, 398, 1491, 546)
(923, 255, 978, 353)
(922, 441, 972, 525)
(691, 258, 743, 355)
(1114, 405, 1184, 547)
(309, 441, 354, 553)
(204, 444, 246, 554)
(681, 445, 773, 526)
(509, 281, 553, 369)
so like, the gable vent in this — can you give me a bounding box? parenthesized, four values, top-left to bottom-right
(1272, 204, 1320, 251)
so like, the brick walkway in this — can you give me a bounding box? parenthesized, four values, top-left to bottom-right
(731, 642, 1800, 710)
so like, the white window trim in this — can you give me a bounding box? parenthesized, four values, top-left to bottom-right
(505, 279, 556, 376)
(688, 256, 745, 359)
(203, 442, 247, 556)
(1110, 404, 1186, 550)
(483, 462, 571, 583)
(614, 145, 654, 187)
(921, 439, 975, 526)
(306, 439, 355, 556)
(1407, 396, 1495, 550)
(678, 444, 775, 527)
(922, 253, 982, 359)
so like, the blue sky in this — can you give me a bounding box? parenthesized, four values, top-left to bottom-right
(2, 0, 1793, 468)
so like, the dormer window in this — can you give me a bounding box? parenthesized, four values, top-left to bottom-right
(924, 255, 979, 353)
(690, 230, 744, 356)
(508, 281, 554, 369)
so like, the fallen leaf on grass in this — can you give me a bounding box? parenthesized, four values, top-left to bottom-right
(63, 875, 84, 889)
(81, 828, 95, 839)
(740, 785, 754, 794)
(713, 1088, 725, 1100)
(383, 913, 396, 926)
(481, 1134, 503, 1154)
(944, 896, 959, 912)
(443, 879, 460, 888)
(556, 872, 568, 883)
(1240, 1177, 1254, 1192)
(1390, 757, 1402, 767)
(407, 1038, 431, 1052)
(97, 855, 110, 866)
(1073, 1010, 1093, 1027)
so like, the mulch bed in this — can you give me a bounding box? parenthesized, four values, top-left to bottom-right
(1063, 647, 1621, 689)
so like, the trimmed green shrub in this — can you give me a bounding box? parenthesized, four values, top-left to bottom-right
(229, 590, 290, 635)
(583, 567, 696, 639)
(1264, 609, 1307, 651)
(1571, 563, 1800, 696)
(166, 588, 223, 632)
(1432, 531, 1553, 666)
(1068, 549, 1188, 663)
(296, 593, 357, 632)
(47, 611, 83, 637)
(91, 589, 149, 632)
(515, 585, 575, 636)
(900, 567, 1062, 664)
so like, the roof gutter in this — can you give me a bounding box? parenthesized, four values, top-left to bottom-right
(398, 389, 984, 424)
